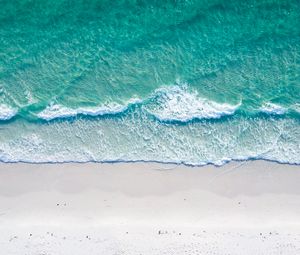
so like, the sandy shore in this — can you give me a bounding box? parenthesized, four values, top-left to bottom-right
(0, 160, 300, 254)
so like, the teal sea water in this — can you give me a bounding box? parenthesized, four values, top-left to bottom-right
(0, 0, 299, 164)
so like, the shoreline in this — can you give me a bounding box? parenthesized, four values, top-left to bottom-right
(1, 157, 300, 167)
(0, 160, 300, 254)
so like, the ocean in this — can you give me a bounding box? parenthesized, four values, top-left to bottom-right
(0, 0, 299, 165)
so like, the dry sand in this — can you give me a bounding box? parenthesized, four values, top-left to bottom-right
(0, 160, 300, 254)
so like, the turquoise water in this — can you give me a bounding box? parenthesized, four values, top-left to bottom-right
(0, 0, 299, 164)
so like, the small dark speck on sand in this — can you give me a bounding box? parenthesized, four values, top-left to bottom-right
(179, 233, 181, 235)
(56, 204, 59, 206)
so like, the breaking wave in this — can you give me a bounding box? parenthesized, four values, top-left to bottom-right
(36, 86, 240, 122)
(143, 86, 240, 122)
(3, 86, 299, 122)
(260, 103, 287, 115)
(0, 104, 17, 120)
(37, 99, 141, 121)
(2, 86, 299, 123)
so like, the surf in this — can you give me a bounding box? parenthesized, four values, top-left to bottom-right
(0, 104, 17, 120)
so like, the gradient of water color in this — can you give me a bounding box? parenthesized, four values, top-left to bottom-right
(0, 0, 299, 165)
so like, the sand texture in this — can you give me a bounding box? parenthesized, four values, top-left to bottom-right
(0, 160, 300, 254)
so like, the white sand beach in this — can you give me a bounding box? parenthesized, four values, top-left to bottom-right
(0, 160, 300, 254)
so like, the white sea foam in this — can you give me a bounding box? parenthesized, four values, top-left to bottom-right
(144, 86, 240, 122)
(260, 103, 287, 115)
(292, 104, 300, 113)
(0, 104, 17, 120)
(1, 108, 299, 165)
(37, 104, 124, 121)
(37, 86, 240, 121)
(35, 86, 295, 122)
(37, 99, 141, 121)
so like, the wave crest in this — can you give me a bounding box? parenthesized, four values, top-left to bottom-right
(32, 85, 297, 122)
(36, 101, 139, 121)
(260, 103, 287, 115)
(144, 86, 240, 122)
(0, 104, 17, 120)
(36, 86, 240, 122)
